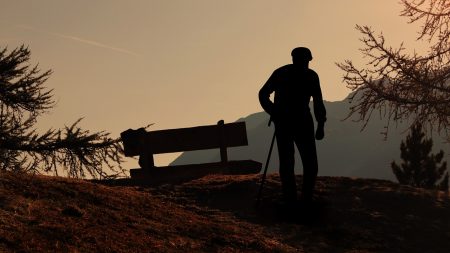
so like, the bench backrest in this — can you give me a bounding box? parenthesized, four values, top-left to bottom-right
(121, 121, 248, 157)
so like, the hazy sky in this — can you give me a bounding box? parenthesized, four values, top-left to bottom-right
(0, 1, 427, 166)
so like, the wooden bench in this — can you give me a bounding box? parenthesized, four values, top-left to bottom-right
(120, 120, 262, 184)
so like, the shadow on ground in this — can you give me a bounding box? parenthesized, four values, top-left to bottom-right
(132, 174, 450, 253)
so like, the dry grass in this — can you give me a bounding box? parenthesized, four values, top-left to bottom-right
(0, 172, 449, 252)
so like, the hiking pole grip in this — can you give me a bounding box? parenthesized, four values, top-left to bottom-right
(255, 130, 276, 207)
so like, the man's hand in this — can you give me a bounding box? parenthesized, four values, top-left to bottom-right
(315, 122, 325, 140)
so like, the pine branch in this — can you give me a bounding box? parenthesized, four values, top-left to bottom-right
(0, 45, 126, 179)
(337, 3, 450, 139)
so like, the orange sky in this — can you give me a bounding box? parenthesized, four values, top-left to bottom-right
(0, 1, 428, 167)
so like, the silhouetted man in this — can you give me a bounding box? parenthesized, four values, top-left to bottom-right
(259, 47, 326, 205)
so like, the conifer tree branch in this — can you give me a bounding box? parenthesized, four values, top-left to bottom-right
(0, 45, 126, 179)
(337, 1, 450, 139)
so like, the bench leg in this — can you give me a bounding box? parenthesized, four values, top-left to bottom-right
(139, 153, 155, 169)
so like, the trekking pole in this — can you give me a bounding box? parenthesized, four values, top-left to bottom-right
(255, 119, 276, 207)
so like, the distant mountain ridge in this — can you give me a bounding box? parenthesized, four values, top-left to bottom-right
(171, 95, 449, 181)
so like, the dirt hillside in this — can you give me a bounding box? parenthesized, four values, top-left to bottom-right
(0, 172, 449, 252)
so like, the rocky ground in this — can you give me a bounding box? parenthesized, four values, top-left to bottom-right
(0, 172, 449, 252)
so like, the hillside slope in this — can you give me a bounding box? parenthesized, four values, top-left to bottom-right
(0, 172, 449, 252)
(0, 172, 290, 252)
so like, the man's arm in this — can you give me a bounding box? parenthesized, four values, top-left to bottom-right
(312, 72, 326, 140)
(258, 71, 277, 116)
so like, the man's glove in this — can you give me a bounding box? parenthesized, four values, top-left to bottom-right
(315, 122, 325, 140)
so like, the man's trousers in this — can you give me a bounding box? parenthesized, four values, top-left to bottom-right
(274, 114, 318, 202)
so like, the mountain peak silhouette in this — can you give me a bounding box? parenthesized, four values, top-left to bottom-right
(171, 97, 449, 181)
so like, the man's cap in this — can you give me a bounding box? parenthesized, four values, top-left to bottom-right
(291, 47, 313, 61)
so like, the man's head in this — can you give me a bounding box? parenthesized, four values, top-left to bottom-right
(291, 47, 312, 67)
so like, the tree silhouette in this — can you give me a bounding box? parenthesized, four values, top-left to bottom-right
(0, 45, 125, 178)
(337, 0, 450, 138)
(392, 123, 448, 191)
